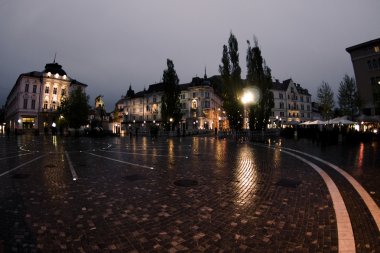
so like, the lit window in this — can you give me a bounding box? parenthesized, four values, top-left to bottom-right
(54, 73, 59, 78)
(63, 75, 67, 79)
(192, 100, 197, 109)
(43, 102, 48, 109)
(374, 46, 380, 53)
(47, 72, 51, 77)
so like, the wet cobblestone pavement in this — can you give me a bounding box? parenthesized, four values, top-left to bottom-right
(0, 135, 379, 252)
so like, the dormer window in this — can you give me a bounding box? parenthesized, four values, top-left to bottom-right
(63, 75, 67, 80)
(54, 73, 59, 79)
(47, 72, 51, 77)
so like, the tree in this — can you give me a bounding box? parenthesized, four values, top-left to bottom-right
(219, 32, 243, 130)
(161, 59, 182, 130)
(337, 75, 359, 119)
(246, 37, 274, 130)
(317, 81, 335, 120)
(59, 86, 90, 129)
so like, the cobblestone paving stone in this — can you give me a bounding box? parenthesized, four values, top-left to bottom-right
(0, 135, 378, 252)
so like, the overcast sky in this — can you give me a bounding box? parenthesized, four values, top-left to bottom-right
(1, 0, 379, 111)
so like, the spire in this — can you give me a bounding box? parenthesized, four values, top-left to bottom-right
(204, 66, 207, 79)
(53, 52, 57, 63)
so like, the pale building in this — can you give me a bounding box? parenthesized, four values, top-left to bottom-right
(4, 62, 87, 134)
(270, 79, 312, 126)
(114, 75, 223, 134)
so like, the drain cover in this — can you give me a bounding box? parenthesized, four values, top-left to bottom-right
(173, 179, 198, 187)
(123, 174, 146, 182)
(12, 173, 30, 179)
(276, 179, 301, 188)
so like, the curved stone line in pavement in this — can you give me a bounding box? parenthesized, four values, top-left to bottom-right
(279, 146, 380, 232)
(258, 144, 356, 253)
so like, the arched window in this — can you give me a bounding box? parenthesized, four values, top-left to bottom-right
(192, 100, 197, 109)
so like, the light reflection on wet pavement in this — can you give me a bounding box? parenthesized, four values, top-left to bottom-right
(0, 135, 379, 252)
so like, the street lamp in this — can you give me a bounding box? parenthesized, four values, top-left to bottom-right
(169, 118, 173, 131)
(241, 88, 256, 129)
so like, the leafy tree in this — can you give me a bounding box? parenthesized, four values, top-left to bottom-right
(161, 59, 182, 130)
(219, 32, 243, 130)
(317, 81, 335, 120)
(59, 86, 90, 129)
(337, 75, 359, 119)
(246, 37, 274, 130)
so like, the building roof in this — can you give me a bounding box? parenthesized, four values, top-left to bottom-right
(271, 79, 310, 95)
(346, 38, 380, 53)
(43, 62, 67, 75)
(71, 79, 88, 87)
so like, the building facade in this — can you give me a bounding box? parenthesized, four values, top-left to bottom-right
(346, 38, 380, 116)
(4, 62, 87, 133)
(114, 76, 223, 134)
(270, 79, 312, 126)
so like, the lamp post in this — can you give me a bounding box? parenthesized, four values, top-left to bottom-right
(241, 89, 255, 129)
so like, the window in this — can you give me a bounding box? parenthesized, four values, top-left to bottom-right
(193, 92, 196, 98)
(280, 102, 284, 109)
(52, 101, 56, 110)
(288, 104, 290, 109)
(45, 86, 49, 94)
(307, 105, 311, 111)
(279, 93, 283, 99)
(301, 104, 304, 110)
(23, 99, 28, 109)
(300, 96, 304, 102)
(368, 60, 373, 70)
(280, 112, 284, 117)
(31, 100, 36, 109)
(182, 103, 186, 109)
(61, 88, 66, 96)
(25, 83, 29, 92)
(53, 87, 57, 95)
(180, 94, 185, 99)
(43, 102, 48, 109)
(205, 92, 210, 98)
(153, 96, 157, 103)
(373, 59, 378, 69)
(33, 85, 37, 93)
(204, 101, 210, 108)
(192, 100, 197, 109)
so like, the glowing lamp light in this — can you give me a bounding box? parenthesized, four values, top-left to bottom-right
(242, 91, 254, 104)
(52, 122, 56, 127)
(241, 86, 260, 105)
